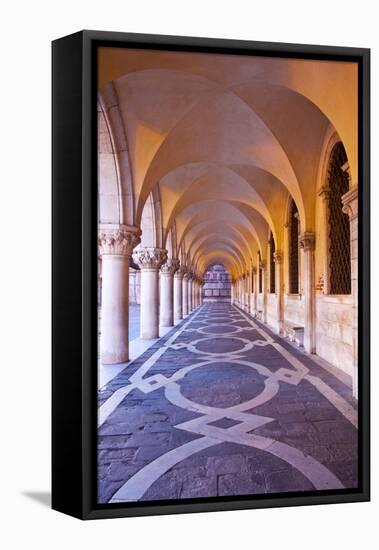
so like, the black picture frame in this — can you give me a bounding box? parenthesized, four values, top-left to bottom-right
(52, 30, 370, 520)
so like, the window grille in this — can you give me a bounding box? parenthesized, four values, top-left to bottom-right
(328, 142, 351, 294)
(289, 199, 299, 293)
(269, 232, 275, 293)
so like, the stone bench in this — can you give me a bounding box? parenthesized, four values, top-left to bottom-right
(283, 321, 304, 347)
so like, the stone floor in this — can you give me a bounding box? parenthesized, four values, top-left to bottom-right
(97, 303, 358, 504)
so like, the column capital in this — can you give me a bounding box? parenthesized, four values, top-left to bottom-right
(342, 187, 359, 221)
(273, 251, 284, 264)
(175, 266, 185, 278)
(183, 270, 193, 280)
(317, 185, 330, 201)
(259, 260, 266, 270)
(132, 247, 167, 271)
(98, 224, 141, 256)
(161, 258, 180, 276)
(299, 232, 316, 252)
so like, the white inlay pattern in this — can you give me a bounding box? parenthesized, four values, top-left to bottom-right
(98, 304, 357, 503)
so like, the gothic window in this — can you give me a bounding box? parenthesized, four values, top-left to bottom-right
(288, 199, 299, 294)
(269, 231, 275, 293)
(328, 142, 351, 294)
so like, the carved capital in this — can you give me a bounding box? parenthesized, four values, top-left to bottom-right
(299, 232, 316, 252)
(342, 187, 358, 221)
(259, 260, 266, 270)
(252, 267, 257, 274)
(132, 247, 167, 270)
(183, 270, 192, 280)
(161, 258, 180, 276)
(273, 251, 283, 264)
(98, 224, 141, 256)
(318, 185, 330, 201)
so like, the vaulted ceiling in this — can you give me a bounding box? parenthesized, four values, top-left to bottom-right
(98, 47, 357, 278)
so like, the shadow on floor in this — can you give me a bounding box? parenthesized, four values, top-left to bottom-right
(22, 491, 51, 508)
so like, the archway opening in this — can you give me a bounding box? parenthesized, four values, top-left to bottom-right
(202, 264, 232, 303)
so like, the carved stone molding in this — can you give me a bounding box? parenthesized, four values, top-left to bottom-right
(132, 247, 167, 270)
(273, 251, 284, 264)
(317, 185, 330, 201)
(183, 270, 193, 280)
(342, 187, 358, 221)
(299, 232, 316, 252)
(161, 258, 180, 276)
(175, 266, 187, 278)
(98, 224, 141, 256)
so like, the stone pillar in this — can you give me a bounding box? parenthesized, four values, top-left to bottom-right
(299, 233, 316, 353)
(252, 268, 258, 316)
(133, 247, 167, 339)
(318, 185, 331, 294)
(261, 261, 267, 323)
(174, 267, 184, 322)
(182, 272, 190, 316)
(98, 225, 140, 364)
(274, 251, 284, 334)
(342, 188, 359, 398)
(189, 275, 194, 312)
(192, 278, 197, 309)
(160, 258, 179, 327)
(245, 274, 249, 311)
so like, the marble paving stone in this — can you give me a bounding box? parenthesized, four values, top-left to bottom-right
(97, 303, 358, 503)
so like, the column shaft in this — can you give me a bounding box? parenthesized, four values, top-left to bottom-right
(98, 225, 140, 364)
(299, 233, 316, 353)
(133, 247, 167, 339)
(342, 188, 359, 398)
(274, 251, 284, 334)
(182, 275, 189, 316)
(261, 262, 268, 323)
(174, 272, 183, 321)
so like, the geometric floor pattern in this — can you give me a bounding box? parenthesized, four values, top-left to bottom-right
(97, 303, 358, 503)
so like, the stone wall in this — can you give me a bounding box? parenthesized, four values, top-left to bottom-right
(267, 293, 277, 329)
(202, 264, 231, 302)
(283, 294, 305, 326)
(315, 294, 353, 376)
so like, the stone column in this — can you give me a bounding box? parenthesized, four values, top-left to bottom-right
(133, 247, 167, 339)
(318, 185, 331, 294)
(160, 258, 179, 327)
(342, 188, 359, 398)
(192, 278, 197, 309)
(174, 267, 184, 322)
(188, 274, 194, 312)
(245, 274, 249, 312)
(195, 279, 199, 308)
(252, 268, 258, 316)
(182, 271, 190, 316)
(260, 261, 267, 323)
(98, 225, 140, 364)
(274, 251, 284, 334)
(299, 233, 316, 353)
